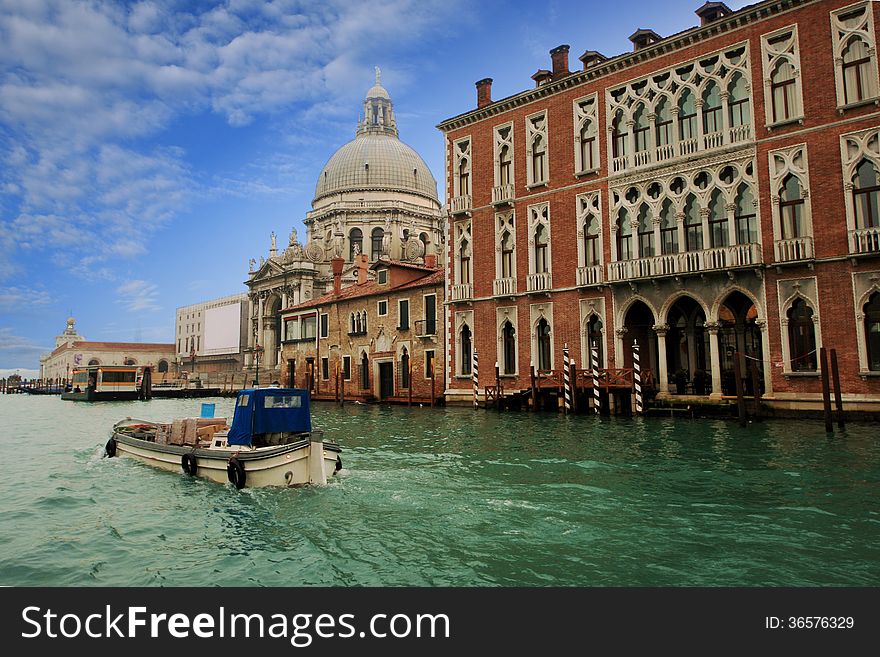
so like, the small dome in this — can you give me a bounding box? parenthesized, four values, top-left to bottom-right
(366, 83, 390, 100)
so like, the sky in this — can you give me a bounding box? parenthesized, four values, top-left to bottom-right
(0, 0, 750, 374)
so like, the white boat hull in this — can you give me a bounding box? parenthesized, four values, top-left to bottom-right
(111, 432, 341, 488)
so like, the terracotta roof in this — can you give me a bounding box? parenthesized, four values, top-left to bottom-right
(285, 268, 443, 312)
(369, 258, 436, 272)
(51, 341, 174, 357)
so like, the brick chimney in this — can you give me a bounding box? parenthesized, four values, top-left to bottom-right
(695, 2, 731, 26)
(476, 78, 493, 109)
(356, 253, 369, 285)
(550, 44, 570, 78)
(331, 256, 344, 295)
(579, 50, 607, 70)
(424, 253, 437, 269)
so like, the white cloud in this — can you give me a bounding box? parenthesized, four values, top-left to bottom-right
(0, 285, 51, 309)
(0, 0, 462, 283)
(0, 327, 51, 367)
(116, 279, 161, 312)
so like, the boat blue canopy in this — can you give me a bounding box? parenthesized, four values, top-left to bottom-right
(227, 388, 312, 447)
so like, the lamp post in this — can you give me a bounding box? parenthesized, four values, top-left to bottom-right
(254, 344, 263, 387)
(190, 346, 196, 377)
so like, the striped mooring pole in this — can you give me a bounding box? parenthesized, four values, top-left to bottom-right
(591, 340, 600, 415)
(563, 344, 572, 414)
(633, 339, 643, 414)
(472, 347, 479, 410)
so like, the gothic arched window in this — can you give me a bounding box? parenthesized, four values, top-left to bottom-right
(780, 174, 805, 239)
(853, 158, 880, 229)
(660, 199, 678, 255)
(534, 224, 549, 274)
(616, 208, 633, 260)
(684, 195, 703, 252)
(842, 37, 872, 105)
(787, 298, 817, 371)
(537, 318, 552, 371)
(735, 184, 758, 244)
(460, 324, 472, 375)
(637, 203, 654, 257)
(865, 292, 880, 371)
(770, 59, 797, 124)
(709, 189, 728, 247)
(502, 320, 516, 375)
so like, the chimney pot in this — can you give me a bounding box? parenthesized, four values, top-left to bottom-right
(475, 78, 493, 109)
(550, 44, 570, 78)
(331, 256, 344, 295)
(695, 2, 732, 26)
(357, 253, 369, 285)
(579, 50, 607, 70)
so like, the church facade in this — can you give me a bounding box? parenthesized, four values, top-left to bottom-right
(244, 72, 444, 381)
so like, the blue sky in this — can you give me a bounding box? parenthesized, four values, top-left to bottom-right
(0, 0, 748, 373)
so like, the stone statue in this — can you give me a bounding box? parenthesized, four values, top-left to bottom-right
(249, 258, 256, 272)
(260, 256, 265, 267)
(271, 231, 277, 251)
(375, 66, 381, 85)
(289, 227, 298, 245)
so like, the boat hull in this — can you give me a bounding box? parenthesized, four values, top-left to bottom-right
(111, 432, 341, 488)
(63, 390, 140, 402)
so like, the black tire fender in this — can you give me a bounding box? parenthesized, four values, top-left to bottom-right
(105, 437, 117, 458)
(227, 457, 246, 489)
(181, 452, 197, 476)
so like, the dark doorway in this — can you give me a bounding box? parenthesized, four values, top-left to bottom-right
(287, 359, 296, 389)
(379, 362, 394, 400)
(718, 291, 763, 395)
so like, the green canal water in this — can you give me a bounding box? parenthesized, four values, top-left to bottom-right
(0, 395, 877, 586)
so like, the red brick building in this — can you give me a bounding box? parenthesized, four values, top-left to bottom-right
(279, 255, 445, 404)
(438, 0, 880, 410)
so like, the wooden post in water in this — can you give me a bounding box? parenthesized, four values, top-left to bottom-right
(340, 364, 346, 407)
(472, 347, 479, 410)
(820, 347, 833, 433)
(407, 360, 413, 407)
(334, 363, 340, 403)
(830, 349, 844, 429)
(734, 352, 746, 427)
(749, 357, 762, 420)
(530, 363, 538, 411)
(591, 342, 601, 416)
(562, 344, 571, 415)
(495, 362, 501, 411)
(430, 356, 435, 408)
(632, 339, 643, 414)
(570, 360, 578, 414)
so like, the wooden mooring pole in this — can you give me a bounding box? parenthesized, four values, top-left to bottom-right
(734, 352, 746, 427)
(819, 347, 833, 433)
(830, 349, 844, 429)
(563, 344, 571, 415)
(530, 363, 537, 411)
(749, 357, 762, 420)
(570, 359, 578, 414)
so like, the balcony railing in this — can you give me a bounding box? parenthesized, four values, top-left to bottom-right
(608, 243, 762, 282)
(414, 320, 437, 337)
(850, 226, 880, 254)
(493, 277, 517, 296)
(774, 236, 814, 262)
(451, 195, 472, 215)
(492, 184, 515, 205)
(347, 329, 367, 337)
(703, 130, 723, 150)
(451, 283, 473, 301)
(576, 264, 604, 287)
(729, 124, 751, 144)
(527, 271, 553, 292)
(611, 123, 754, 176)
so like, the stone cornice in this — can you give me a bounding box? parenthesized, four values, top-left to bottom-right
(437, 0, 810, 132)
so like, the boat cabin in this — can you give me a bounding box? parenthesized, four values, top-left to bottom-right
(70, 365, 142, 393)
(227, 388, 312, 448)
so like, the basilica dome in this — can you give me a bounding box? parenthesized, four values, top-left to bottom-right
(313, 73, 438, 204)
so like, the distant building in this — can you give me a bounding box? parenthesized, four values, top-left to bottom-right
(244, 71, 445, 382)
(278, 255, 445, 402)
(437, 0, 880, 409)
(39, 317, 174, 380)
(174, 293, 248, 379)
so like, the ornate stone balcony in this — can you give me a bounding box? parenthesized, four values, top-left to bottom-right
(774, 236, 814, 262)
(608, 243, 762, 282)
(576, 264, 604, 287)
(450, 195, 472, 215)
(850, 227, 880, 255)
(493, 277, 517, 296)
(527, 271, 553, 292)
(414, 319, 437, 337)
(492, 184, 515, 206)
(450, 283, 473, 301)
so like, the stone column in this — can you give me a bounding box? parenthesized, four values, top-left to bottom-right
(720, 90, 731, 141)
(726, 202, 737, 248)
(614, 327, 628, 368)
(695, 98, 705, 147)
(653, 323, 670, 394)
(671, 107, 681, 154)
(706, 321, 722, 398)
(676, 212, 686, 254)
(699, 207, 710, 255)
(652, 213, 662, 257)
(626, 118, 635, 170)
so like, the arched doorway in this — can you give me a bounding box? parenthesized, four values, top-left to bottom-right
(264, 296, 282, 368)
(665, 296, 708, 394)
(536, 318, 552, 371)
(718, 291, 763, 395)
(865, 291, 880, 371)
(622, 300, 658, 376)
(501, 320, 516, 375)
